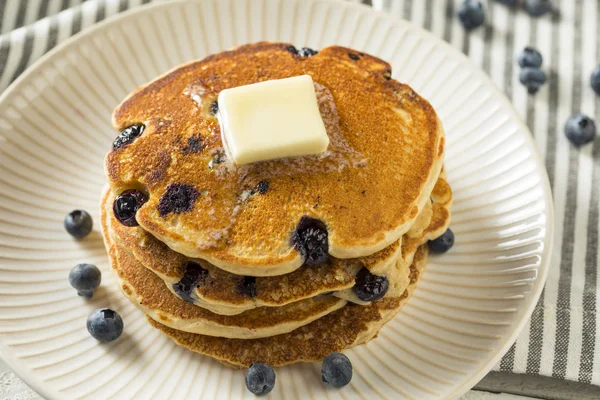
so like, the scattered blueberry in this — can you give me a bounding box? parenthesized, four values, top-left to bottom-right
(157, 184, 199, 217)
(518, 47, 543, 68)
(245, 363, 276, 396)
(64, 210, 93, 239)
(256, 180, 269, 195)
(291, 217, 329, 266)
(495, 0, 517, 5)
(87, 308, 123, 342)
(565, 114, 596, 146)
(210, 101, 219, 115)
(428, 228, 455, 253)
(457, 0, 485, 30)
(298, 47, 318, 57)
(348, 53, 360, 61)
(353, 267, 389, 302)
(112, 124, 145, 150)
(69, 263, 101, 298)
(238, 276, 257, 298)
(524, 0, 552, 16)
(173, 262, 208, 303)
(519, 67, 547, 94)
(322, 353, 353, 387)
(113, 190, 147, 226)
(591, 65, 600, 95)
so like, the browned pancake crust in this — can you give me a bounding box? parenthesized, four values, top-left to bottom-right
(148, 246, 428, 368)
(105, 42, 443, 275)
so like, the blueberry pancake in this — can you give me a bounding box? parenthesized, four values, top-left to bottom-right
(146, 245, 428, 368)
(106, 189, 400, 315)
(105, 175, 450, 314)
(105, 42, 444, 277)
(101, 200, 347, 339)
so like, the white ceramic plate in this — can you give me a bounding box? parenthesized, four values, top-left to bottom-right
(0, 0, 553, 399)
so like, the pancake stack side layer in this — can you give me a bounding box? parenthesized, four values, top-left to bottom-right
(101, 42, 452, 367)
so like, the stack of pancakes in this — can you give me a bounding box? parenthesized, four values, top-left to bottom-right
(100, 43, 451, 368)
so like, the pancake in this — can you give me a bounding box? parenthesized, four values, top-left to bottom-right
(104, 174, 450, 314)
(105, 42, 444, 277)
(402, 174, 452, 266)
(101, 203, 347, 339)
(105, 189, 402, 315)
(148, 245, 428, 368)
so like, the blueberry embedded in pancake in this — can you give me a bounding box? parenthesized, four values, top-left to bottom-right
(291, 216, 329, 267)
(113, 189, 147, 226)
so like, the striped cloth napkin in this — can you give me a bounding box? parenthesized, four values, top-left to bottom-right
(0, 0, 599, 394)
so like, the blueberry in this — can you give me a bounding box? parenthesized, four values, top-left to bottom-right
(591, 65, 600, 95)
(518, 47, 543, 68)
(64, 210, 93, 239)
(322, 353, 353, 387)
(524, 0, 552, 16)
(348, 53, 360, 61)
(245, 363, 276, 396)
(87, 308, 123, 342)
(428, 228, 455, 253)
(69, 263, 101, 298)
(519, 67, 547, 94)
(182, 134, 203, 154)
(291, 217, 329, 266)
(286, 45, 299, 55)
(565, 114, 596, 146)
(173, 262, 208, 303)
(298, 47, 318, 57)
(255, 180, 269, 194)
(210, 101, 219, 115)
(238, 276, 257, 298)
(495, 0, 517, 5)
(157, 184, 199, 217)
(112, 124, 145, 151)
(353, 267, 389, 302)
(457, 0, 485, 30)
(113, 190, 147, 226)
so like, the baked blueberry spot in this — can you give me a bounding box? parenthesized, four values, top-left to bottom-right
(157, 184, 199, 217)
(208, 150, 226, 169)
(210, 101, 219, 115)
(173, 262, 208, 303)
(291, 216, 329, 266)
(183, 134, 204, 154)
(348, 53, 360, 61)
(286, 45, 299, 55)
(113, 190, 147, 226)
(353, 267, 389, 302)
(256, 180, 269, 194)
(383, 69, 392, 80)
(238, 276, 257, 298)
(298, 47, 318, 57)
(112, 124, 145, 150)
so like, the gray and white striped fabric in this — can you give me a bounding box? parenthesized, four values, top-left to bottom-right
(1, 0, 599, 390)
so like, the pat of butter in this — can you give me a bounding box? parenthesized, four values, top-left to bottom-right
(217, 75, 329, 165)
